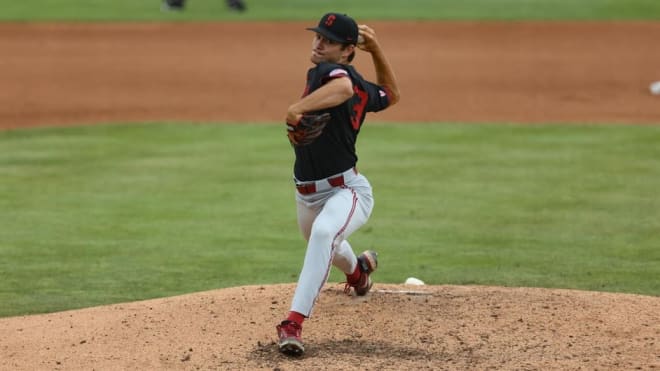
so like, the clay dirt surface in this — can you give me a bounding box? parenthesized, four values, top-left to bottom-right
(1, 284, 658, 370)
(1, 21, 660, 128)
(1, 21, 660, 370)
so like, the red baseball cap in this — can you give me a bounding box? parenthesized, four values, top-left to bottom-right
(306, 13, 359, 45)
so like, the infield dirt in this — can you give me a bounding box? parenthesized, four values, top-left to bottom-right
(1, 21, 660, 129)
(0, 21, 659, 370)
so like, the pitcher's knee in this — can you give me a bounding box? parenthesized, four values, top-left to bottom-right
(309, 225, 340, 249)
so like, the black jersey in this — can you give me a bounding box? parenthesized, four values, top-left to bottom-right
(293, 62, 391, 181)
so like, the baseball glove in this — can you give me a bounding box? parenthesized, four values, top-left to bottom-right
(286, 113, 331, 146)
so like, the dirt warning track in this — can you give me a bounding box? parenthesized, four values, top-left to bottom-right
(1, 21, 659, 129)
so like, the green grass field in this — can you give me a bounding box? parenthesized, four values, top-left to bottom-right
(2, 0, 659, 318)
(1, 123, 659, 317)
(2, 0, 660, 21)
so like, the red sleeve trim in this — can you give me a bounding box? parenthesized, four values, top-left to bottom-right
(382, 86, 393, 105)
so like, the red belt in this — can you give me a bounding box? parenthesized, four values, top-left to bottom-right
(295, 168, 357, 195)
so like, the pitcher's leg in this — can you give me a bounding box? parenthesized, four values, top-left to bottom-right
(296, 199, 319, 242)
(332, 240, 357, 274)
(331, 177, 375, 274)
(290, 187, 369, 317)
(290, 224, 335, 317)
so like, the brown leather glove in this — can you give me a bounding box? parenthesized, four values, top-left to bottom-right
(286, 113, 331, 146)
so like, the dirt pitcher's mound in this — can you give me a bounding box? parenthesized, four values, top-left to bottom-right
(1, 284, 658, 370)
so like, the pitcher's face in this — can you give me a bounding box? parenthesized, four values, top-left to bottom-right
(310, 33, 354, 64)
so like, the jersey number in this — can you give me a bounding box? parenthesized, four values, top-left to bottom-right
(351, 85, 368, 130)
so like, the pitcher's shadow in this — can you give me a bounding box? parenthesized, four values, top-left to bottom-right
(250, 338, 438, 362)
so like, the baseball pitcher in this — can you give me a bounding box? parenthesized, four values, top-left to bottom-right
(276, 12, 400, 356)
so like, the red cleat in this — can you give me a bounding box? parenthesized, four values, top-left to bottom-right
(345, 250, 378, 296)
(276, 320, 304, 356)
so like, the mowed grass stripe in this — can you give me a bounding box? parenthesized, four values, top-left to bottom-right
(0, 122, 658, 317)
